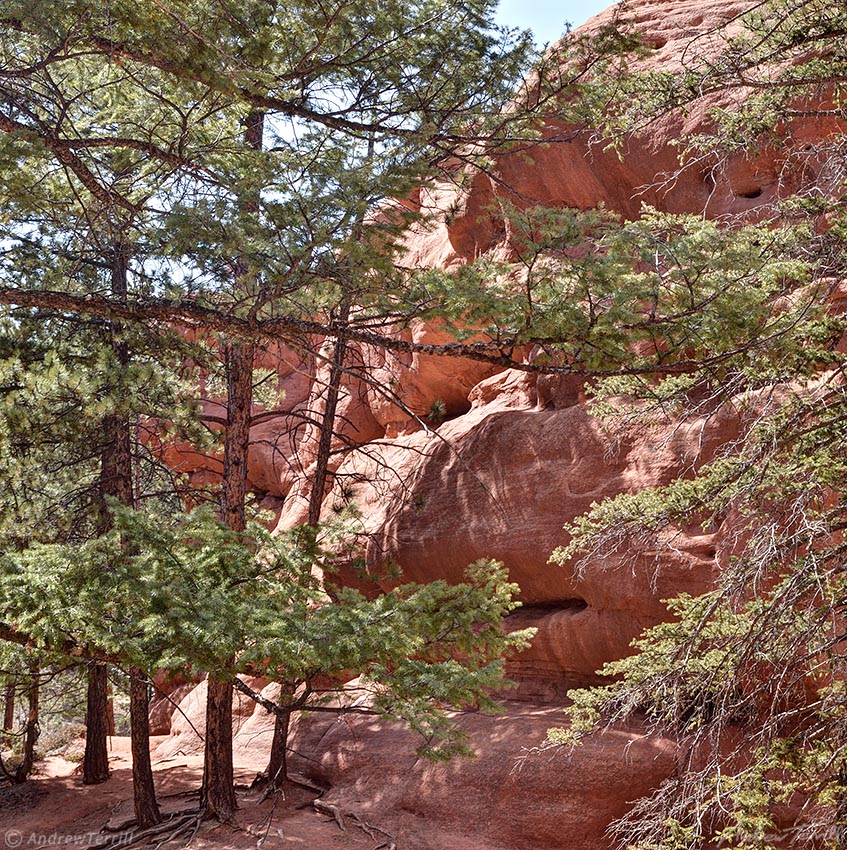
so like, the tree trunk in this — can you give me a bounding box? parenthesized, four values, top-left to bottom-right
(83, 662, 110, 784)
(201, 341, 254, 821)
(199, 110, 262, 823)
(3, 678, 14, 747)
(98, 409, 133, 521)
(200, 678, 236, 822)
(219, 341, 255, 533)
(307, 298, 350, 527)
(79, 239, 158, 808)
(97, 239, 134, 523)
(84, 240, 134, 788)
(13, 668, 38, 783)
(129, 667, 161, 828)
(305, 130, 372, 525)
(264, 708, 290, 788)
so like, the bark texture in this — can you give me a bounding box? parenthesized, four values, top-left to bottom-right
(200, 110, 262, 822)
(266, 710, 290, 787)
(82, 662, 110, 785)
(200, 677, 236, 821)
(130, 667, 161, 828)
(307, 299, 350, 527)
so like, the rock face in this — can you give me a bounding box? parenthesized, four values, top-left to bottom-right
(153, 675, 269, 759)
(151, 0, 839, 845)
(291, 707, 677, 850)
(323, 369, 740, 695)
(148, 671, 201, 736)
(156, 683, 678, 850)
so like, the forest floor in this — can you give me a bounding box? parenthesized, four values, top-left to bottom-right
(0, 738, 377, 850)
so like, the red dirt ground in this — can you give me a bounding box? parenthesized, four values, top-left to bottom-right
(0, 738, 378, 850)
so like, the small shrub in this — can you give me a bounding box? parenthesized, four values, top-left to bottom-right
(40, 721, 86, 757)
(427, 398, 447, 424)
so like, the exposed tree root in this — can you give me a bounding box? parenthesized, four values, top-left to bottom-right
(99, 810, 202, 849)
(313, 799, 396, 846)
(313, 798, 346, 830)
(252, 770, 326, 802)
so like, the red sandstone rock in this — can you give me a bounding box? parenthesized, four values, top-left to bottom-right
(358, 321, 497, 435)
(155, 677, 676, 850)
(320, 378, 742, 693)
(154, 675, 269, 759)
(152, 0, 757, 699)
(148, 2, 843, 844)
(289, 706, 676, 850)
(148, 670, 201, 736)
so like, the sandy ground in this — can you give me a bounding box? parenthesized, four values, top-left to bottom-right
(0, 738, 378, 850)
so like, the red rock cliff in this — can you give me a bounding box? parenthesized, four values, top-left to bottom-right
(153, 1, 842, 846)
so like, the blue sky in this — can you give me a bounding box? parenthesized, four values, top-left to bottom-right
(494, 0, 613, 44)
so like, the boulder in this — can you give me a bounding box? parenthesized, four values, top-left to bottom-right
(286, 704, 677, 850)
(148, 670, 201, 737)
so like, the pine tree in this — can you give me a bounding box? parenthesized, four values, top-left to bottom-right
(0, 155, 197, 820)
(0, 646, 41, 786)
(0, 0, 549, 825)
(516, 2, 847, 847)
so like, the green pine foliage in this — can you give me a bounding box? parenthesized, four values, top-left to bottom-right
(0, 0, 549, 792)
(0, 314, 206, 546)
(0, 506, 533, 761)
(14, 0, 847, 831)
(531, 1, 847, 847)
(425, 205, 835, 375)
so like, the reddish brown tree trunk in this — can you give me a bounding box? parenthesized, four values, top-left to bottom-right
(201, 340, 255, 822)
(98, 403, 133, 522)
(200, 110, 263, 823)
(200, 677, 237, 821)
(264, 708, 290, 788)
(83, 240, 135, 789)
(107, 243, 160, 822)
(219, 341, 255, 533)
(307, 298, 350, 527)
(82, 399, 126, 782)
(83, 661, 110, 784)
(98, 239, 134, 522)
(130, 668, 161, 828)
(305, 133, 371, 525)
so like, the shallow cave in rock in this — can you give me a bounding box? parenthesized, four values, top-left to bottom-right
(512, 598, 589, 616)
